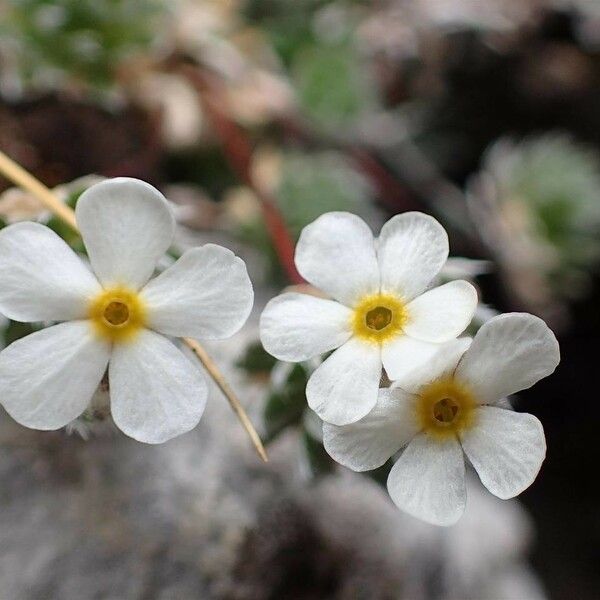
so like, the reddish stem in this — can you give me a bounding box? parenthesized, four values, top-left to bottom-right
(349, 148, 420, 214)
(181, 65, 303, 285)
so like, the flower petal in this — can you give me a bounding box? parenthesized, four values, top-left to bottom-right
(260, 293, 352, 361)
(306, 338, 381, 425)
(455, 313, 560, 405)
(76, 178, 175, 289)
(461, 406, 546, 499)
(389, 337, 472, 393)
(109, 329, 207, 444)
(295, 212, 379, 306)
(0, 321, 110, 429)
(382, 334, 464, 382)
(387, 434, 466, 526)
(404, 280, 477, 343)
(378, 212, 449, 300)
(141, 244, 253, 340)
(0, 222, 100, 322)
(323, 387, 419, 471)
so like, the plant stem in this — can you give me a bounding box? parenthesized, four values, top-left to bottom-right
(184, 337, 268, 462)
(180, 65, 303, 285)
(0, 149, 267, 462)
(0, 152, 79, 231)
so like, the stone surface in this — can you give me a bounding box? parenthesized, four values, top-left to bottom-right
(0, 317, 545, 599)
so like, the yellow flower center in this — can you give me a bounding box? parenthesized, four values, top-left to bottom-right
(415, 377, 477, 439)
(88, 285, 147, 343)
(352, 293, 407, 344)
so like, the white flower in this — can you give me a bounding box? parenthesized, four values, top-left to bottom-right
(260, 212, 477, 425)
(323, 313, 560, 526)
(0, 177, 254, 443)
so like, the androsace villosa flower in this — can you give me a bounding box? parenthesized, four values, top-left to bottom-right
(260, 211, 478, 426)
(323, 313, 560, 526)
(0, 178, 253, 443)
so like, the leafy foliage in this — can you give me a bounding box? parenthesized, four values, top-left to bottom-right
(237, 150, 371, 283)
(3, 0, 165, 90)
(236, 341, 278, 375)
(293, 40, 377, 129)
(237, 341, 336, 477)
(482, 134, 600, 280)
(277, 151, 372, 236)
(264, 363, 310, 443)
(302, 428, 336, 478)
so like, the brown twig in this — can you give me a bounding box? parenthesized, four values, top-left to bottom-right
(184, 337, 268, 462)
(0, 151, 79, 230)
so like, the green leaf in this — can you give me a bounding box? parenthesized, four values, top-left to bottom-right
(293, 41, 377, 130)
(236, 340, 278, 375)
(3, 320, 38, 346)
(263, 363, 309, 442)
(365, 459, 393, 487)
(485, 135, 600, 276)
(276, 151, 371, 237)
(46, 215, 85, 252)
(5, 0, 166, 91)
(302, 428, 336, 478)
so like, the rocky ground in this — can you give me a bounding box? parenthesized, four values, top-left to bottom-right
(0, 313, 546, 599)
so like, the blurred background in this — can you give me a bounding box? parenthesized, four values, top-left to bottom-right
(0, 0, 598, 598)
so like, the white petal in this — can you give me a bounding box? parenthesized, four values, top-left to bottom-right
(295, 212, 379, 306)
(109, 329, 207, 443)
(76, 178, 175, 289)
(389, 337, 472, 394)
(381, 334, 464, 382)
(141, 245, 253, 340)
(387, 434, 466, 526)
(260, 293, 352, 361)
(0, 222, 100, 322)
(0, 321, 110, 429)
(461, 406, 546, 499)
(378, 212, 449, 300)
(455, 313, 560, 405)
(404, 280, 477, 342)
(323, 387, 419, 471)
(306, 338, 381, 425)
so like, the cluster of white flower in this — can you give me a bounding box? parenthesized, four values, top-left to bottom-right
(260, 212, 559, 525)
(0, 178, 559, 526)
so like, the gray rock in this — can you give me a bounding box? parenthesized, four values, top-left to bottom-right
(0, 327, 545, 599)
